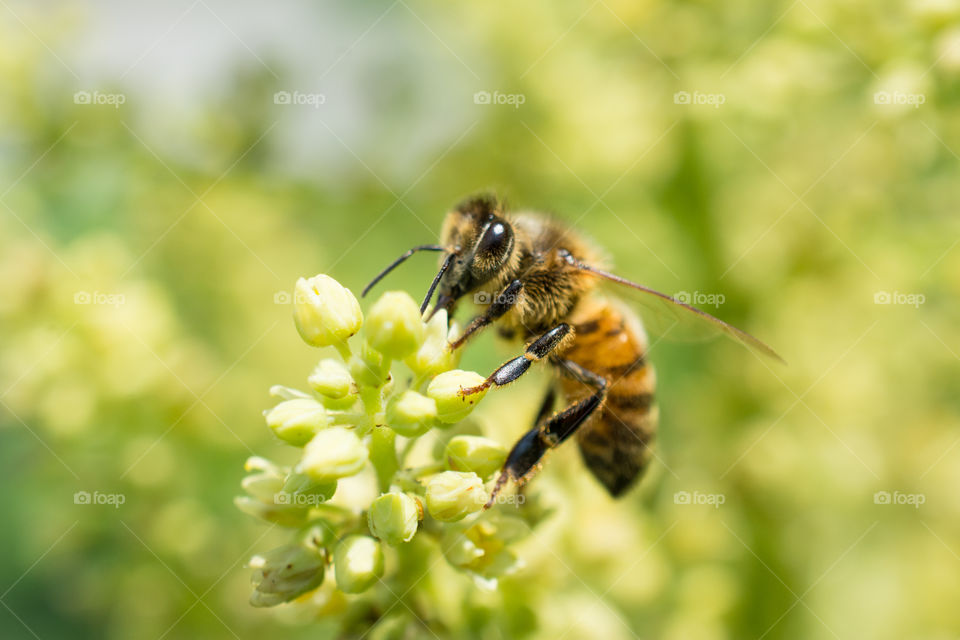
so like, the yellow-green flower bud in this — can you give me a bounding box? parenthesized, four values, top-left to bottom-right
(427, 370, 489, 424)
(235, 495, 312, 527)
(278, 471, 337, 506)
(241, 470, 285, 503)
(308, 358, 354, 399)
(349, 341, 391, 388)
(298, 426, 368, 482)
(425, 471, 486, 522)
(333, 535, 384, 594)
(367, 492, 420, 545)
(249, 540, 326, 607)
(365, 291, 424, 359)
(442, 517, 522, 581)
(241, 456, 286, 500)
(406, 308, 460, 376)
(385, 390, 437, 437)
(264, 398, 330, 447)
(444, 435, 507, 479)
(236, 458, 312, 526)
(293, 274, 363, 348)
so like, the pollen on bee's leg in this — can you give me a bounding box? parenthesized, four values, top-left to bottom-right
(484, 470, 511, 510)
(458, 381, 492, 397)
(516, 462, 543, 489)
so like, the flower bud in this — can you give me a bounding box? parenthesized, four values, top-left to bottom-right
(425, 471, 486, 522)
(385, 390, 437, 437)
(427, 370, 489, 424)
(241, 469, 285, 503)
(367, 492, 420, 545)
(293, 274, 363, 348)
(280, 471, 338, 505)
(349, 341, 391, 389)
(405, 308, 460, 376)
(365, 291, 424, 360)
(444, 435, 507, 479)
(442, 515, 523, 581)
(234, 496, 309, 527)
(308, 358, 354, 399)
(237, 458, 311, 526)
(249, 540, 326, 607)
(298, 427, 368, 483)
(264, 398, 330, 447)
(333, 535, 384, 594)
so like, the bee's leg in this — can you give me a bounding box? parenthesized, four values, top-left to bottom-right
(458, 323, 571, 396)
(449, 279, 523, 351)
(486, 359, 607, 508)
(513, 387, 555, 506)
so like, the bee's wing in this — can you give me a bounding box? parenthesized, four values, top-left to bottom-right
(570, 259, 785, 365)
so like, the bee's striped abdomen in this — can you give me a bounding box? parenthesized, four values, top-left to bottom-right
(557, 298, 657, 496)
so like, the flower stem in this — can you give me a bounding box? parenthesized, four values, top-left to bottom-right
(334, 341, 352, 362)
(370, 426, 398, 493)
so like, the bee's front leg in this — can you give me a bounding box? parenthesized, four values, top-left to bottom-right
(448, 279, 523, 351)
(458, 323, 571, 396)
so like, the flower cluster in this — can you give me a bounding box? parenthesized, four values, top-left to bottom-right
(237, 274, 546, 617)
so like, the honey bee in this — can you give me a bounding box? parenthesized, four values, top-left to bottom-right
(364, 194, 782, 505)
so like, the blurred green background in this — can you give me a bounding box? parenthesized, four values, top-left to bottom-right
(1, 0, 959, 638)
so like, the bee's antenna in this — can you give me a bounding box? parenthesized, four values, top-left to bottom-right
(362, 244, 447, 298)
(420, 251, 456, 314)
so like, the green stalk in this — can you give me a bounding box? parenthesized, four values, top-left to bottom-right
(370, 426, 398, 493)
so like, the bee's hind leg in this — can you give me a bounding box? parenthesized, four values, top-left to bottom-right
(486, 359, 608, 508)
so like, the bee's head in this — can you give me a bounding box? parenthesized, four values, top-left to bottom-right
(361, 193, 515, 320)
(433, 194, 515, 317)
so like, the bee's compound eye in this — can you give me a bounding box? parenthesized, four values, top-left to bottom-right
(476, 220, 513, 261)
